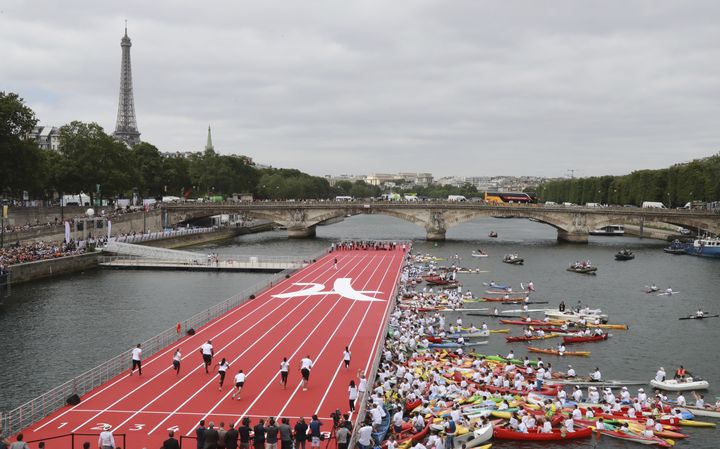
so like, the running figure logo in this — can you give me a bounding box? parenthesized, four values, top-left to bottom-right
(272, 278, 384, 302)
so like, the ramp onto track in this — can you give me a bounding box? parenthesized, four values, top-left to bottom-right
(103, 241, 207, 262)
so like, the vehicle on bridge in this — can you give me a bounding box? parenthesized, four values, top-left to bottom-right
(642, 201, 666, 208)
(484, 192, 535, 204)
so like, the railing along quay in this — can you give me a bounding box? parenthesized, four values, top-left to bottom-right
(0, 247, 328, 436)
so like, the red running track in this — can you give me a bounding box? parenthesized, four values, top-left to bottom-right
(20, 248, 406, 449)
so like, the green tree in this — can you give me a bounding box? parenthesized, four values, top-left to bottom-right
(0, 92, 42, 197)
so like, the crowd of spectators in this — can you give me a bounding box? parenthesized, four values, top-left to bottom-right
(0, 240, 87, 269)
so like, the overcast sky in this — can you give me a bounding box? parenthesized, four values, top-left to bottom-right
(2, 1, 719, 178)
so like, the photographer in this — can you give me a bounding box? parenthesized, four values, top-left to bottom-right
(309, 415, 323, 449)
(294, 418, 308, 449)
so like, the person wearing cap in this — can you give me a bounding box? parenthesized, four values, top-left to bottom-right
(98, 424, 115, 449)
(590, 367, 602, 382)
(620, 387, 631, 404)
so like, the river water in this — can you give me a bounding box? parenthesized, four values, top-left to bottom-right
(1, 215, 718, 447)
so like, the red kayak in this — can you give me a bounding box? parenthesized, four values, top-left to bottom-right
(492, 426, 592, 441)
(563, 334, 608, 344)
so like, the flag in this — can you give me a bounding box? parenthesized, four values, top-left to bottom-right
(107, 220, 112, 239)
(2, 205, 7, 218)
(64, 221, 71, 242)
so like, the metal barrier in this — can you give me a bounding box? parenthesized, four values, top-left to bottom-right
(110, 226, 217, 244)
(24, 432, 126, 449)
(0, 247, 328, 437)
(347, 243, 410, 449)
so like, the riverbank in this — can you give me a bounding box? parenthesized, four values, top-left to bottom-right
(4, 223, 274, 286)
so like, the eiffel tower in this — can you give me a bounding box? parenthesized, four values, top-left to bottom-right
(113, 22, 141, 146)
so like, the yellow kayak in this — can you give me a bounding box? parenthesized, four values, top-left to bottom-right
(678, 419, 716, 428)
(489, 329, 510, 333)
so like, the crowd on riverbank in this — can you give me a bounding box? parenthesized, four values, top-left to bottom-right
(0, 240, 87, 268)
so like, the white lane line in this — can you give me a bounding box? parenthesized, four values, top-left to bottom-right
(67, 255, 334, 434)
(163, 254, 372, 436)
(273, 252, 394, 418)
(184, 254, 374, 435)
(313, 251, 404, 414)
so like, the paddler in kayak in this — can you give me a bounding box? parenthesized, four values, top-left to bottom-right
(590, 367, 602, 382)
(695, 309, 705, 318)
(665, 286, 673, 295)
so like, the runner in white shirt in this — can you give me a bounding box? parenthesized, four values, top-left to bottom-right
(279, 357, 290, 389)
(232, 369, 246, 400)
(357, 370, 368, 397)
(343, 346, 352, 369)
(130, 343, 142, 376)
(200, 340, 214, 373)
(300, 355, 313, 391)
(216, 357, 230, 390)
(172, 348, 182, 376)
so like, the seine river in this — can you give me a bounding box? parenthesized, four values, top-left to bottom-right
(1, 215, 718, 448)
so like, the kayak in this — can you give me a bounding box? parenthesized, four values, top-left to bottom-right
(528, 347, 591, 356)
(678, 405, 720, 419)
(678, 314, 719, 320)
(454, 423, 493, 448)
(468, 313, 520, 319)
(563, 334, 608, 344)
(492, 426, 592, 441)
(471, 251, 489, 258)
(506, 334, 559, 342)
(650, 378, 709, 391)
(592, 428, 672, 447)
(482, 296, 528, 302)
(657, 291, 680, 296)
(545, 378, 646, 387)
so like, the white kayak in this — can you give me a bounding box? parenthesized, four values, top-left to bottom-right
(679, 405, 720, 419)
(657, 291, 680, 296)
(454, 423, 493, 448)
(472, 252, 489, 258)
(650, 378, 709, 391)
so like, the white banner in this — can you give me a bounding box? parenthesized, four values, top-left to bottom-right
(64, 221, 71, 242)
(107, 220, 112, 239)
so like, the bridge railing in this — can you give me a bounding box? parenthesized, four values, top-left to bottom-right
(0, 247, 328, 437)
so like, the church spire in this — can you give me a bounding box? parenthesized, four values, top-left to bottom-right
(205, 125, 214, 151)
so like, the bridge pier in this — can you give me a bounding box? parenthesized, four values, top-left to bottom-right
(557, 229, 589, 243)
(426, 229, 446, 241)
(288, 225, 316, 239)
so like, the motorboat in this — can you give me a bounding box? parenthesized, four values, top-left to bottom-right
(590, 225, 625, 236)
(684, 236, 720, 258)
(502, 254, 524, 265)
(614, 249, 635, 261)
(664, 239, 687, 255)
(650, 377, 709, 391)
(566, 265, 597, 275)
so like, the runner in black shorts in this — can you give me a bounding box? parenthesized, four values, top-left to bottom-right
(172, 348, 181, 376)
(280, 357, 289, 389)
(232, 369, 246, 400)
(200, 340, 214, 373)
(299, 355, 313, 391)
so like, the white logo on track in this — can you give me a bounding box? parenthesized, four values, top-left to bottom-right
(273, 278, 384, 302)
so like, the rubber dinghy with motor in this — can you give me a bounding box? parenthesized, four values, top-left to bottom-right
(566, 265, 597, 274)
(650, 377, 709, 391)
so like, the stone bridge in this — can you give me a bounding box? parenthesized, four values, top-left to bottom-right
(162, 202, 720, 243)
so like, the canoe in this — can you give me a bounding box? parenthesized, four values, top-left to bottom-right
(650, 378, 709, 391)
(563, 334, 608, 344)
(492, 426, 592, 441)
(528, 347, 591, 356)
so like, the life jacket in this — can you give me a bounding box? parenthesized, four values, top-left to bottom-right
(677, 367, 686, 377)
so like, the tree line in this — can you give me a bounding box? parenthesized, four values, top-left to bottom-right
(0, 91, 356, 203)
(537, 154, 720, 207)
